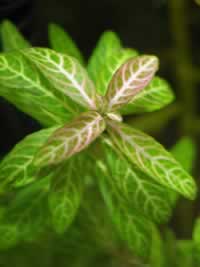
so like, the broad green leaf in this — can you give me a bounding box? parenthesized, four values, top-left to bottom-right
(2, 177, 50, 244)
(1, 20, 30, 51)
(98, 172, 153, 260)
(107, 121, 197, 200)
(0, 51, 76, 126)
(48, 153, 87, 234)
(105, 55, 159, 112)
(97, 137, 175, 224)
(96, 48, 138, 95)
(121, 77, 175, 115)
(34, 111, 106, 167)
(171, 137, 196, 173)
(48, 23, 84, 65)
(23, 48, 99, 110)
(0, 127, 59, 190)
(53, 186, 118, 265)
(87, 31, 122, 85)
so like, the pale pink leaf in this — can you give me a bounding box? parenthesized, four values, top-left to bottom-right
(23, 48, 99, 110)
(105, 55, 159, 111)
(34, 111, 106, 167)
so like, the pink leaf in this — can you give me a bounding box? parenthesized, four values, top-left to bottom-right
(105, 55, 159, 111)
(34, 111, 106, 167)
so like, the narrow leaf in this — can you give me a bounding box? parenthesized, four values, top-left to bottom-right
(176, 240, 196, 267)
(121, 76, 175, 115)
(193, 218, 200, 264)
(107, 121, 197, 200)
(105, 55, 159, 111)
(34, 111, 106, 167)
(1, 20, 30, 51)
(149, 226, 166, 267)
(193, 218, 200, 249)
(23, 48, 99, 110)
(0, 51, 76, 126)
(87, 31, 122, 85)
(171, 137, 196, 173)
(97, 137, 175, 224)
(96, 48, 138, 95)
(0, 127, 59, 190)
(48, 23, 84, 64)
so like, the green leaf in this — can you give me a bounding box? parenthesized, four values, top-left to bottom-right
(23, 48, 99, 110)
(176, 240, 196, 267)
(98, 172, 154, 260)
(96, 48, 138, 95)
(193, 218, 200, 264)
(120, 77, 175, 115)
(34, 111, 106, 167)
(105, 55, 159, 112)
(149, 226, 165, 267)
(1, 20, 30, 51)
(0, 51, 76, 126)
(48, 23, 84, 65)
(107, 121, 197, 200)
(0, 224, 19, 249)
(97, 137, 175, 224)
(87, 31, 122, 85)
(3, 177, 50, 244)
(171, 137, 196, 173)
(163, 229, 177, 267)
(48, 153, 88, 234)
(0, 127, 59, 190)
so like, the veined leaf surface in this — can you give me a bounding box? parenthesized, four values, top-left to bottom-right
(48, 23, 84, 64)
(107, 121, 197, 200)
(34, 111, 106, 167)
(97, 137, 175, 224)
(0, 127, 59, 190)
(97, 171, 154, 260)
(96, 48, 138, 95)
(121, 77, 174, 115)
(0, 51, 76, 126)
(3, 178, 50, 243)
(87, 31, 122, 85)
(1, 20, 30, 51)
(23, 48, 99, 110)
(48, 153, 89, 234)
(105, 55, 159, 111)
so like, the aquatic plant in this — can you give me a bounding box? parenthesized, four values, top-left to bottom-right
(0, 20, 199, 267)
